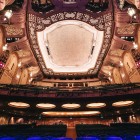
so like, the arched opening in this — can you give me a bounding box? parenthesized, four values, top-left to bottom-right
(123, 52, 140, 83)
(0, 53, 18, 84)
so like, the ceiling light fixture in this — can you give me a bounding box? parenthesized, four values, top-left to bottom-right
(86, 103, 106, 108)
(8, 102, 30, 108)
(112, 100, 134, 107)
(36, 103, 56, 109)
(42, 111, 101, 116)
(61, 103, 80, 109)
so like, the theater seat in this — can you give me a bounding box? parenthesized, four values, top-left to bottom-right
(27, 136, 45, 140)
(43, 136, 54, 140)
(76, 137, 99, 140)
(135, 135, 140, 140)
(123, 136, 136, 140)
(102, 136, 122, 140)
(52, 137, 73, 140)
(0, 137, 16, 140)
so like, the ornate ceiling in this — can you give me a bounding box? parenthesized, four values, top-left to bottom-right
(0, 0, 140, 119)
(0, 0, 139, 85)
(0, 0, 139, 83)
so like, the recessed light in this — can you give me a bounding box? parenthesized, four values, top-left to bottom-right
(61, 103, 80, 109)
(36, 103, 56, 109)
(86, 103, 106, 108)
(112, 101, 134, 107)
(8, 102, 30, 108)
(42, 111, 100, 116)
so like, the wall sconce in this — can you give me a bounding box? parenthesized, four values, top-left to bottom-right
(133, 42, 138, 49)
(122, 73, 125, 78)
(120, 61, 123, 67)
(2, 44, 8, 51)
(18, 61, 22, 67)
(30, 72, 33, 77)
(109, 77, 112, 82)
(16, 74, 20, 79)
(29, 78, 33, 83)
(4, 10, 13, 19)
(127, 8, 136, 17)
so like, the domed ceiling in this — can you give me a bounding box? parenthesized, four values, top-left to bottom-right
(37, 20, 104, 73)
(27, 0, 113, 76)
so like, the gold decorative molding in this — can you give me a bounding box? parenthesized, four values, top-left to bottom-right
(4, 25, 24, 37)
(117, 24, 135, 35)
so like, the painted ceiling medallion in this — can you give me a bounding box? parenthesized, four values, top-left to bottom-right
(61, 103, 80, 109)
(86, 103, 106, 108)
(8, 102, 30, 108)
(112, 101, 134, 107)
(36, 103, 56, 109)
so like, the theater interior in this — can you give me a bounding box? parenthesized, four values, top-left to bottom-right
(0, 0, 140, 139)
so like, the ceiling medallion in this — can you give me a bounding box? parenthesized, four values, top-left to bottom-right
(86, 103, 106, 108)
(61, 103, 80, 109)
(8, 102, 30, 108)
(36, 103, 56, 109)
(112, 101, 134, 107)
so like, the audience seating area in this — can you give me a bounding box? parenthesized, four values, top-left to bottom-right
(0, 124, 67, 137)
(76, 123, 140, 137)
(0, 123, 140, 139)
